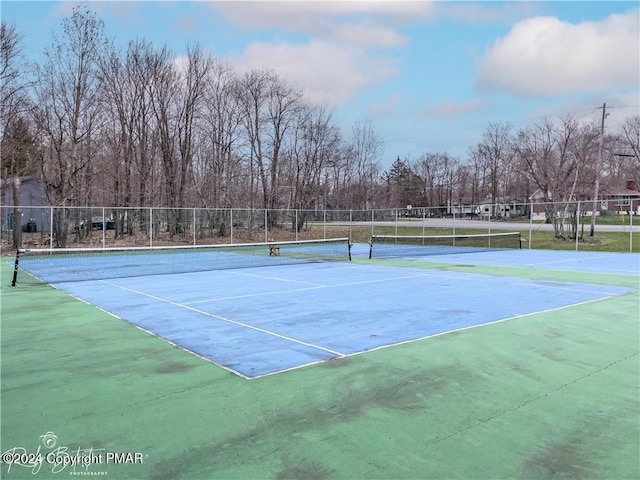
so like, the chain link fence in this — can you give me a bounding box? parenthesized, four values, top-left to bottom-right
(1, 202, 638, 253)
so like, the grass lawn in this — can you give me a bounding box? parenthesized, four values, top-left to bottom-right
(338, 225, 639, 253)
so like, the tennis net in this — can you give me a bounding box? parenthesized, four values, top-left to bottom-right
(11, 237, 351, 285)
(369, 232, 522, 259)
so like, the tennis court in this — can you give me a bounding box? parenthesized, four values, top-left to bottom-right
(2, 236, 639, 479)
(17, 258, 635, 379)
(367, 242, 639, 276)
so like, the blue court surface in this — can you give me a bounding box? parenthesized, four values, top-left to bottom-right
(360, 243, 640, 276)
(50, 259, 634, 379)
(431, 251, 640, 276)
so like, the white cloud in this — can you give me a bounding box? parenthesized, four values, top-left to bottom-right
(211, 1, 433, 31)
(209, 1, 430, 47)
(435, 1, 539, 25)
(331, 22, 409, 48)
(210, 2, 435, 106)
(476, 10, 640, 97)
(229, 40, 400, 105)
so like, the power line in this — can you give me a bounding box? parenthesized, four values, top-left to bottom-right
(381, 104, 622, 145)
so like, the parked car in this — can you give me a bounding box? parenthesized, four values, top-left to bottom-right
(91, 216, 116, 230)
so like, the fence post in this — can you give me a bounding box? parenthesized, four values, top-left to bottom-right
(488, 208, 492, 247)
(529, 202, 533, 249)
(323, 209, 326, 239)
(191, 208, 195, 246)
(230, 209, 234, 244)
(371, 210, 374, 238)
(575, 201, 580, 251)
(264, 209, 268, 243)
(349, 209, 352, 240)
(453, 207, 456, 245)
(630, 210, 634, 253)
(102, 207, 106, 249)
(150, 207, 153, 247)
(394, 209, 398, 236)
(293, 210, 297, 242)
(49, 206, 54, 250)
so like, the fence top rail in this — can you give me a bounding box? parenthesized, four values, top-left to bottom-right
(0, 201, 626, 212)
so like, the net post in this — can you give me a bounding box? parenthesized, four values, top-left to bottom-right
(368, 236, 374, 259)
(11, 249, 21, 287)
(348, 239, 352, 261)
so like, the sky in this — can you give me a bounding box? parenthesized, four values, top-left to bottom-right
(2, 0, 639, 169)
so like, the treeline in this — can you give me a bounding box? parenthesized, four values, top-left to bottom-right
(2, 6, 639, 218)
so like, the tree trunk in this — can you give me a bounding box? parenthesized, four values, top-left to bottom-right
(12, 176, 22, 249)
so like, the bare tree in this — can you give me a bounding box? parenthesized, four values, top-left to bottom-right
(477, 121, 513, 205)
(264, 75, 303, 215)
(127, 41, 163, 211)
(514, 116, 597, 238)
(343, 118, 383, 209)
(1, 21, 30, 247)
(465, 146, 488, 205)
(282, 104, 340, 229)
(32, 5, 105, 246)
(411, 152, 458, 208)
(238, 69, 272, 210)
(196, 60, 243, 208)
(620, 115, 640, 166)
(238, 69, 304, 220)
(2, 118, 39, 247)
(1, 22, 27, 139)
(97, 39, 166, 237)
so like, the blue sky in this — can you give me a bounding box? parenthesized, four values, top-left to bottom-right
(2, 1, 639, 168)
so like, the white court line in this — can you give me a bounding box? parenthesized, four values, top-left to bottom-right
(510, 282, 631, 296)
(186, 285, 331, 304)
(99, 280, 345, 357)
(46, 281, 253, 379)
(246, 290, 636, 380)
(346, 291, 634, 359)
(516, 254, 640, 273)
(427, 252, 639, 275)
(73, 269, 634, 380)
(226, 269, 328, 287)
(184, 270, 475, 305)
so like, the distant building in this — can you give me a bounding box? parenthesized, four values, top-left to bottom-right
(1, 175, 51, 233)
(602, 179, 640, 214)
(528, 179, 640, 221)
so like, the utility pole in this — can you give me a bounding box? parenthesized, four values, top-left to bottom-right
(590, 103, 607, 237)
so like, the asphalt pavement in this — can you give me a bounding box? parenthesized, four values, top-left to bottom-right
(332, 217, 640, 233)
